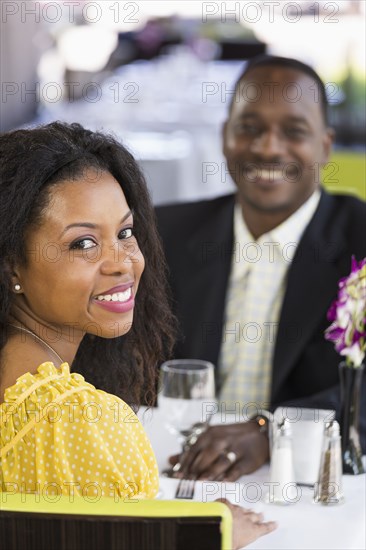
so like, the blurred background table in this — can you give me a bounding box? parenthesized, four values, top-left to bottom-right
(2, 2, 365, 202)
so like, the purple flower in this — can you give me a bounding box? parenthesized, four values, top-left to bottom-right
(325, 257, 366, 367)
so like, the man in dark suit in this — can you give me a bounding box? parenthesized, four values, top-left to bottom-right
(156, 56, 366, 480)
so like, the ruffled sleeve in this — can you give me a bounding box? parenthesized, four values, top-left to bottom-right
(0, 363, 159, 500)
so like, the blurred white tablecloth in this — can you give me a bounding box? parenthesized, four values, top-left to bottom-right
(138, 406, 366, 550)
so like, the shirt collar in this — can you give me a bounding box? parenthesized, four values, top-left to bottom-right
(269, 189, 321, 261)
(232, 189, 321, 279)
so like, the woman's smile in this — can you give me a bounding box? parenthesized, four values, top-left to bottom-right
(93, 283, 135, 313)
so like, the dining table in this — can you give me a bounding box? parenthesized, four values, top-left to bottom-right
(138, 406, 366, 550)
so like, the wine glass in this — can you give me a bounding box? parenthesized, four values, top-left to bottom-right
(158, 359, 216, 477)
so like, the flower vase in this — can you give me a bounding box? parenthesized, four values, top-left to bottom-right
(339, 362, 365, 475)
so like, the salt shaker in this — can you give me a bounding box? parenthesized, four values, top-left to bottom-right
(265, 419, 298, 505)
(314, 420, 344, 505)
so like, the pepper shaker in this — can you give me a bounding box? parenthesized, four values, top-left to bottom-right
(314, 420, 344, 505)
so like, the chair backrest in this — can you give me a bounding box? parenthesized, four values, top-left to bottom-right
(0, 493, 232, 550)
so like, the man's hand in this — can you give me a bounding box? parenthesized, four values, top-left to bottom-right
(169, 421, 270, 481)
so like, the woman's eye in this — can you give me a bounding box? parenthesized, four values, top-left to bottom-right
(70, 238, 97, 250)
(118, 227, 134, 240)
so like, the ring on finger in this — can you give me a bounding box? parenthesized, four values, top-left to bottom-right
(225, 451, 237, 464)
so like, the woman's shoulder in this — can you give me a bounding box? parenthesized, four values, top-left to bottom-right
(0, 335, 63, 403)
(1, 361, 135, 423)
(0, 361, 159, 499)
(0, 361, 140, 455)
(1, 362, 79, 405)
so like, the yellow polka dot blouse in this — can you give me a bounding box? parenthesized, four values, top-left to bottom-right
(0, 362, 159, 500)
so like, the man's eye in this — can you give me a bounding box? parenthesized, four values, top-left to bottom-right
(286, 127, 306, 138)
(70, 238, 97, 250)
(118, 228, 134, 240)
(236, 124, 260, 136)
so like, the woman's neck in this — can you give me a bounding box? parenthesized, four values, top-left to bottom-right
(9, 305, 83, 366)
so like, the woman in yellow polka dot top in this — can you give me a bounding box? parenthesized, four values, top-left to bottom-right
(0, 122, 277, 550)
(0, 122, 176, 500)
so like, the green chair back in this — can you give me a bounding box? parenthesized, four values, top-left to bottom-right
(0, 493, 232, 550)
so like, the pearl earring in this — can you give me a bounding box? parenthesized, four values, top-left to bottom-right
(14, 284, 21, 292)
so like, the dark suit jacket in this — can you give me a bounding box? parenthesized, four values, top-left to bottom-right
(156, 189, 366, 451)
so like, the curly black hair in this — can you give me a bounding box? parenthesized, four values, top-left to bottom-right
(0, 121, 176, 407)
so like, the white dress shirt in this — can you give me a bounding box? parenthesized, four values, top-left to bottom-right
(218, 190, 321, 410)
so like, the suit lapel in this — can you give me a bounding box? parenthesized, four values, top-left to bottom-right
(183, 196, 235, 365)
(272, 191, 347, 398)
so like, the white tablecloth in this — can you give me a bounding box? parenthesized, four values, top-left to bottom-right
(139, 407, 366, 550)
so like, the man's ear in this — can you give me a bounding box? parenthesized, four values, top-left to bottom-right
(321, 127, 335, 165)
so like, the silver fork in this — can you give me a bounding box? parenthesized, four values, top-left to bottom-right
(175, 478, 196, 499)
